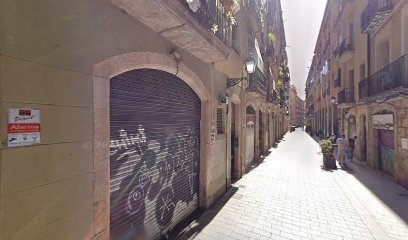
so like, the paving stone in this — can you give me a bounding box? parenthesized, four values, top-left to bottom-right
(169, 130, 408, 240)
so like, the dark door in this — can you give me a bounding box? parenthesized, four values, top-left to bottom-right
(379, 129, 395, 176)
(231, 103, 235, 180)
(362, 115, 367, 161)
(109, 69, 201, 240)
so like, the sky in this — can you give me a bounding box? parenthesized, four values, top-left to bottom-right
(281, 0, 327, 100)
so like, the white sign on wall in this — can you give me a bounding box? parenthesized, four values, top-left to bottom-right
(8, 108, 41, 147)
(402, 138, 408, 150)
(373, 114, 394, 130)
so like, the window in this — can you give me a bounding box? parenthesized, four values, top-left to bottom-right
(349, 22, 354, 46)
(217, 108, 224, 134)
(360, 64, 366, 81)
(338, 68, 342, 87)
(348, 69, 354, 88)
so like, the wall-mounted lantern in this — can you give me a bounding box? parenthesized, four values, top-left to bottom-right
(227, 53, 256, 88)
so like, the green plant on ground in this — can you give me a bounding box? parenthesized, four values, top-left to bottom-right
(211, 24, 219, 33)
(319, 140, 334, 158)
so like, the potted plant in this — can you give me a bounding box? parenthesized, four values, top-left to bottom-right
(319, 140, 336, 169)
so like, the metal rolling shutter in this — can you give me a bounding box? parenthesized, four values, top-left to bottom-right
(109, 69, 201, 240)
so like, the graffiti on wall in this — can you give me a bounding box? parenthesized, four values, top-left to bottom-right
(110, 125, 200, 240)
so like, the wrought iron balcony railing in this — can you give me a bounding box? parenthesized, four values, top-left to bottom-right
(268, 89, 278, 104)
(339, 39, 354, 57)
(248, 67, 267, 95)
(338, 88, 355, 105)
(178, 0, 228, 44)
(359, 54, 408, 99)
(361, 0, 392, 33)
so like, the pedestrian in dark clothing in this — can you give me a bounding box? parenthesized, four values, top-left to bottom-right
(329, 134, 337, 161)
(348, 136, 357, 161)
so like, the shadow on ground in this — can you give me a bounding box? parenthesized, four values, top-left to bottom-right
(307, 131, 408, 225)
(166, 142, 277, 239)
(165, 186, 239, 240)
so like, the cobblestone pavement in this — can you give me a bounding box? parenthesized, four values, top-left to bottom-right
(169, 129, 408, 240)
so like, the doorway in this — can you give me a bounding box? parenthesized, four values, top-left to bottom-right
(231, 103, 236, 180)
(361, 115, 367, 161)
(109, 69, 200, 239)
(379, 129, 395, 176)
(348, 115, 356, 139)
(246, 106, 256, 169)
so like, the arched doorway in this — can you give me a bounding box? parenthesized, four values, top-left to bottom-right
(373, 112, 395, 176)
(109, 69, 201, 239)
(348, 115, 356, 139)
(246, 106, 256, 170)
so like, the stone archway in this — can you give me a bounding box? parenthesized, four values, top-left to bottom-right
(91, 52, 211, 238)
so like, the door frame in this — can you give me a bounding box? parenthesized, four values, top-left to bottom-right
(91, 52, 211, 238)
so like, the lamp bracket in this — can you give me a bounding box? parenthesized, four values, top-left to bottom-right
(227, 77, 247, 88)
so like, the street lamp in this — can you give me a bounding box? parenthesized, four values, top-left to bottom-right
(227, 53, 256, 88)
(330, 96, 337, 135)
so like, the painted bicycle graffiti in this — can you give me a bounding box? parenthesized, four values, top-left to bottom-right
(110, 125, 200, 240)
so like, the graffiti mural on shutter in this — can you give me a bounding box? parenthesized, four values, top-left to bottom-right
(109, 69, 201, 240)
(379, 129, 395, 176)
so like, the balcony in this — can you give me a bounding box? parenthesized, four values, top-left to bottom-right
(267, 89, 278, 104)
(339, 39, 354, 63)
(361, 0, 393, 34)
(337, 88, 355, 108)
(359, 54, 408, 100)
(247, 67, 267, 95)
(113, 0, 230, 63)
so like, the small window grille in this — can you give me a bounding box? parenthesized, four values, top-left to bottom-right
(217, 108, 224, 134)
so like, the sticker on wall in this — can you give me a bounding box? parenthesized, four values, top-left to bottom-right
(8, 108, 41, 147)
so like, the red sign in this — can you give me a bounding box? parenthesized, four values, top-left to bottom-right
(8, 123, 41, 133)
(8, 108, 41, 147)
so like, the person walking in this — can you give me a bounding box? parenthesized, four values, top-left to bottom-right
(336, 134, 347, 166)
(348, 136, 357, 161)
(329, 134, 337, 162)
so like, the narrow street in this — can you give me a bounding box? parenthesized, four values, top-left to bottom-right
(170, 129, 408, 240)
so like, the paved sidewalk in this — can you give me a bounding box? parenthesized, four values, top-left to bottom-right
(169, 129, 408, 240)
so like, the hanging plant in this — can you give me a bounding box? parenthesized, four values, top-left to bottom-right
(225, 11, 237, 26)
(211, 24, 219, 33)
(268, 32, 276, 44)
(232, 0, 240, 7)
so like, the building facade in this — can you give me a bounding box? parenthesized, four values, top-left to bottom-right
(306, 0, 408, 188)
(289, 86, 305, 127)
(0, 0, 290, 239)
